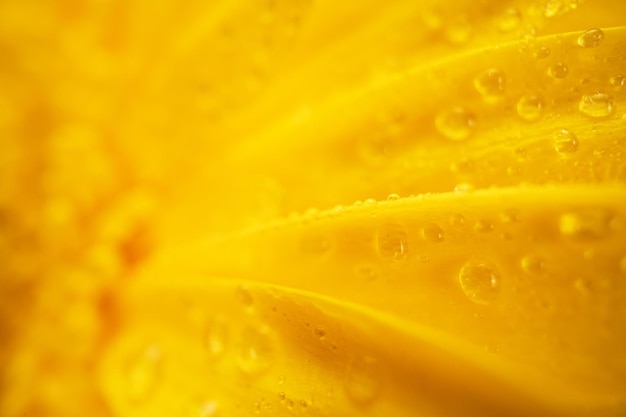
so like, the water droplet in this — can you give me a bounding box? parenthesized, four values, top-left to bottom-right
(517, 94, 544, 121)
(205, 316, 229, 358)
(554, 129, 579, 153)
(435, 107, 476, 141)
(455, 183, 475, 193)
(237, 286, 254, 307)
(189, 401, 219, 417)
(577, 28, 604, 48)
(300, 234, 331, 256)
(237, 324, 274, 376)
(579, 91, 615, 118)
(521, 255, 545, 274)
(474, 68, 506, 100)
(459, 261, 501, 304)
(544, 0, 565, 17)
(344, 354, 383, 406)
(474, 220, 494, 233)
(278, 375, 286, 385)
(422, 224, 444, 242)
(376, 223, 409, 260)
(313, 327, 326, 339)
(534, 46, 551, 59)
(498, 7, 522, 32)
(445, 17, 472, 44)
(548, 62, 568, 79)
(278, 392, 286, 401)
(386, 193, 400, 201)
(125, 345, 162, 404)
(364, 198, 377, 206)
(610, 75, 625, 87)
(449, 213, 465, 227)
(559, 210, 612, 240)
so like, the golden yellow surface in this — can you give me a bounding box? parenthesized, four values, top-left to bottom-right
(1, 0, 625, 416)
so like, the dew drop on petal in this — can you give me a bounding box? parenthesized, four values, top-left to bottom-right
(422, 223, 444, 242)
(610, 75, 625, 87)
(577, 28, 604, 48)
(376, 223, 409, 260)
(237, 324, 275, 376)
(125, 345, 162, 404)
(435, 107, 476, 141)
(517, 94, 544, 121)
(534, 46, 551, 59)
(521, 255, 545, 274)
(559, 210, 612, 241)
(344, 354, 383, 406)
(548, 62, 568, 79)
(386, 193, 400, 201)
(498, 7, 522, 32)
(579, 91, 615, 118)
(554, 129, 579, 153)
(459, 261, 501, 304)
(474, 68, 506, 100)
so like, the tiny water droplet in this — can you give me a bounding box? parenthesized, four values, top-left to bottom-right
(344, 354, 383, 406)
(534, 46, 551, 59)
(435, 107, 476, 141)
(386, 193, 400, 201)
(498, 7, 521, 32)
(237, 324, 274, 376)
(548, 62, 568, 79)
(459, 261, 501, 304)
(422, 224, 444, 242)
(278, 375, 286, 385)
(577, 28, 604, 48)
(544, 0, 565, 17)
(554, 129, 579, 153)
(474, 68, 506, 100)
(376, 223, 409, 260)
(521, 255, 545, 274)
(517, 94, 544, 121)
(278, 392, 286, 401)
(610, 75, 625, 87)
(579, 91, 615, 118)
(559, 210, 612, 240)
(125, 345, 162, 404)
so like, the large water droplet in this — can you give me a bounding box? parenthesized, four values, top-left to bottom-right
(554, 129, 579, 153)
(577, 28, 604, 48)
(344, 354, 383, 406)
(517, 94, 544, 121)
(579, 91, 615, 118)
(459, 261, 501, 304)
(435, 107, 476, 141)
(422, 224, 444, 242)
(559, 210, 612, 240)
(376, 223, 409, 260)
(237, 324, 274, 376)
(548, 62, 568, 79)
(125, 345, 162, 404)
(474, 68, 506, 100)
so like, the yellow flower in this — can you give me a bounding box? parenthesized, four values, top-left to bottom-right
(0, 1, 625, 416)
